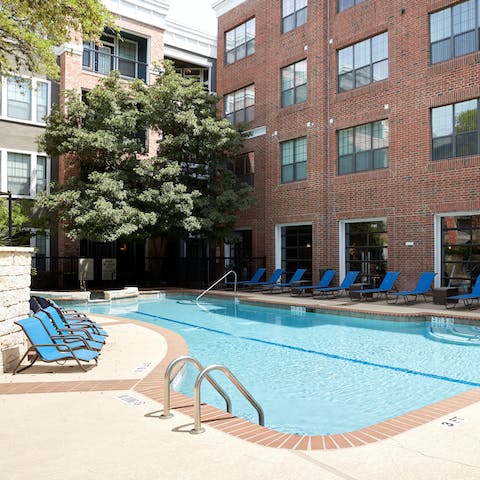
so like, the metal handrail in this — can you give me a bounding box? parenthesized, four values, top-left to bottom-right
(159, 356, 232, 419)
(191, 364, 264, 434)
(196, 270, 237, 303)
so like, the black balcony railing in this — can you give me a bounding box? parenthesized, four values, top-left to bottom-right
(82, 48, 148, 82)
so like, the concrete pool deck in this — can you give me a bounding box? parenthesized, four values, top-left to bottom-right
(1, 292, 480, 479)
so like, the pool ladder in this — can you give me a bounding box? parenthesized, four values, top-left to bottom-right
(196, 270, 237, 303)
(160, 355, 264, 434)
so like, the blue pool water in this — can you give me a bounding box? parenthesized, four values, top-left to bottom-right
(68, 294, 480, 435)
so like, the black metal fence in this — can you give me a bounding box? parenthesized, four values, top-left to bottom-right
(31, 255, 266, 290)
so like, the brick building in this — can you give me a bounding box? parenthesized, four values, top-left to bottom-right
(213, 0, 480, 290)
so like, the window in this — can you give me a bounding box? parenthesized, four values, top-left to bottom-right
(432, 99, 478, 160)
(7, 152, 30, 195)
(224, 85, 255, 124)
(281, 59, 307, 107)
(280, 224, 312, 281)
(282, 0, 307, 33)
(442, 215, 480, 287)
(30, 230, 50, 272)
(225, 18, 255, 65)
(338, 120, 388, 174)
(281, 137, 307, 183)
(430, 0, 479, 64)
(337, 0, 365, 12)
(345, 221, 388, 286)
(0, 76, 50, 124)
(36, 156, 48, 193)
(36, 81, 48, 122)
(83, 31, 148, 81)
(7, 77, 31, 120)
(1, 150, 49, 197)
(338, 32, 388, 92)
(233, 152, 254, 186)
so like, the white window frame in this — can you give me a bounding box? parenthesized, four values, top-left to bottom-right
(0, 149, 51, 198)
(274, 221, 313, 270)
(339, 217, 387, 280)
(433, 211, 480, 288)
(0, 75, 51, 126)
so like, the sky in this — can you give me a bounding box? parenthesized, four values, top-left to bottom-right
(168, 0, 218, 36)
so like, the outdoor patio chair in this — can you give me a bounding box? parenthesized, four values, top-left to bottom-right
(263, 268, 307, 293)
(290, 269, 336, 296)
(349, 271, 400, 301)
(387, 272, 437, 304)
(43, 306, 107, 342)
(446, 276, 480, 309)
(312, 271, 360, 298)
(244, 268, 285, 290)
(13, 317, 100, 374)
(225, 267, 266, 288)
(37, 301, 108, 336)
(33, 310, 104, 351)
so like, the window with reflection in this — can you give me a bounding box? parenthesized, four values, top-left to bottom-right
(345, 221, 388, 286)
(337, 0, 365, 13)
(281, 59, 307, 107)
(233, 152, 254, 187)
(430, 0, 479, 64)
(338, 120, 388, 174)
(431, 99, 478, 160)
(442, 215, 480, 287)
(338, 32, 388, 92)
(281, 224, 312, 281)
(224, 85, 255, 124)
(282, 0, 307, 33)
(281, 137, 307, 183)
(225, 18, 255, 65)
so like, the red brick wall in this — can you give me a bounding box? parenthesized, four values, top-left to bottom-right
(217, 0, 480, 288)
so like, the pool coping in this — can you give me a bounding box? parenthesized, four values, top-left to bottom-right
(4, 291, 480, 450)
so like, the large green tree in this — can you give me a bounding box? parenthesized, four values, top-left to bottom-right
(149, 62, 253, 245)
(0, 0, 113, 78)
(37, 66, 252, 250)
(37, 71, 200, 243)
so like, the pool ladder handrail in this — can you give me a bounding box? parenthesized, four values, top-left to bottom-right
(160, 355, 232, 419)
(160, 356, 264, 435)
(196, 270, 237, 303)
(191, 364, 264, 434)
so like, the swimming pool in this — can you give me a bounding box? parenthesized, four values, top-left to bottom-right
(69, 294, 480, 435)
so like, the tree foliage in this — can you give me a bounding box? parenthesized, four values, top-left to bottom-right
(37, 65, 253, 245)
(0, 198, 33, 245)
(150, 62, 253, 243)
(0, 0, 114, 78)
(37, 72, 200, 243)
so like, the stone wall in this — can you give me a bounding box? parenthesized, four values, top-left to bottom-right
(0, 247, 34, 373)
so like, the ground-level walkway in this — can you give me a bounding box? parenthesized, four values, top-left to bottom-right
(1, 294, 480, 479)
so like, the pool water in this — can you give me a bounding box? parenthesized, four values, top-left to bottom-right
(69, 295, 480, 435)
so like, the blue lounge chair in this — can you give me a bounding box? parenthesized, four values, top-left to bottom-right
(388, 272, 437, 304)
(264, 268, 307, 293)
(350, 271, 400, 301)
(225, 268, 266, 287)
(245, 268, 285, 289)
(446, 276, 480, 309)
(312, 271, 360, 298)
(13, 317, 100, 374)
(43, 306, 107, 342)
(35, 310, 104, 350)
(33, 296, 108, 336)
(290, 269, 336, 296)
